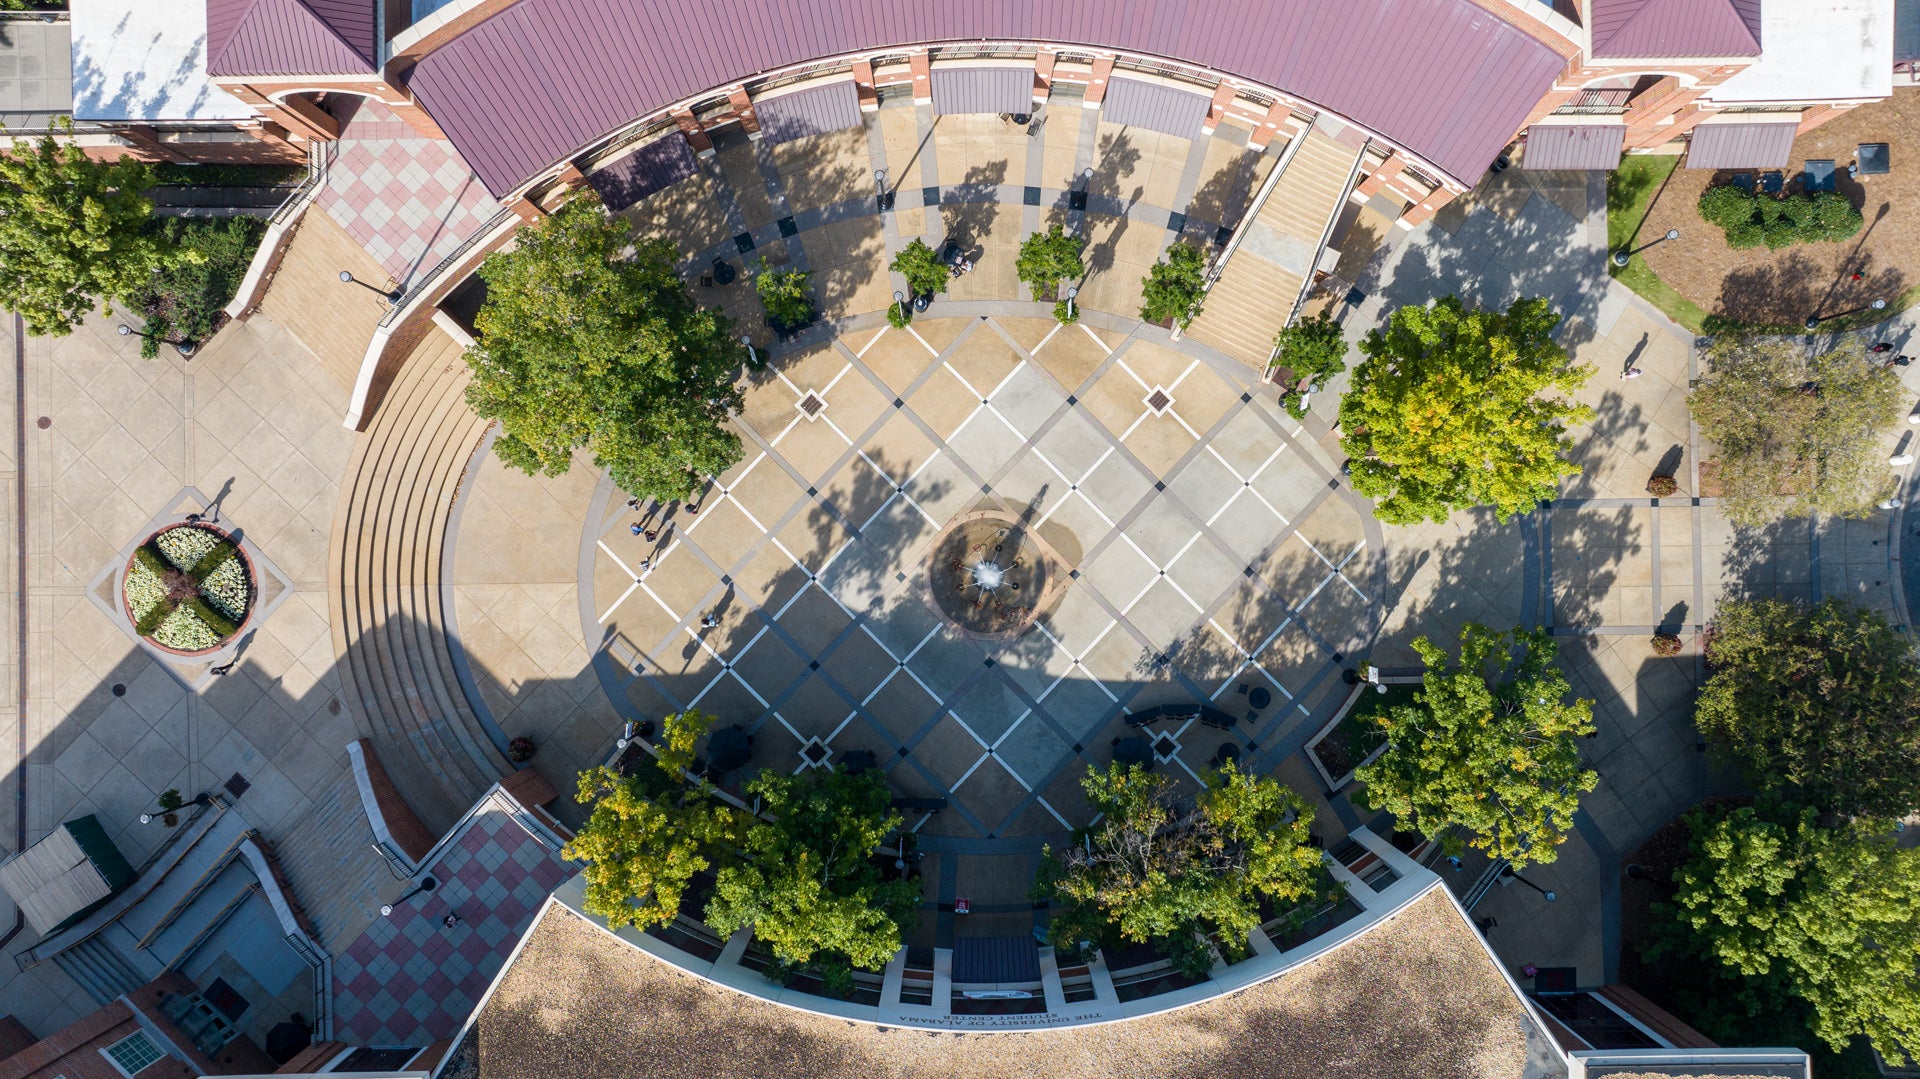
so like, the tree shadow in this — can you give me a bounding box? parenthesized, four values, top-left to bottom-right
(1710, 248, 1909, 329)
(938, 160, 1009, 258)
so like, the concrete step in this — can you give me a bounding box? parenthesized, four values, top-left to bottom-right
(270, 772, 394, 953)
(54, 936, 144, 1006)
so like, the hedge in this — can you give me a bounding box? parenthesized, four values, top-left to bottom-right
(1697, 185, 1862, 250)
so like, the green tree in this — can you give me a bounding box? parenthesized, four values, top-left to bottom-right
(890, 238, 949, 300)
(563, 710, 743, 932)
(1015, 224, 1086, 305)
(703, 767, 920, 972)
(1649, 805, 1920, 1060)
(1691, 334, 1902, 526)
(1339, 296, 1592, 525)
(1272, 310, 1348, 420)
(753, 260, 814, 333)
(1036, 762, 1328, 973)
(0, 122, 180, 337)
(1697, 597, 1920, 819)
(1139, 242, 1207, 329)
(1357, 624, 1596, 867)
(122, 217, 263, 357)
(464, 195, 745, 502)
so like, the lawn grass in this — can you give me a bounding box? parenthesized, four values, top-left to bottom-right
(1606, 155, 1712, 334)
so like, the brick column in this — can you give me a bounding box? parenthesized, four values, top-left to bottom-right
(509, 195, 545, 222)
(1084, 56, 1115, 107)
(1033, 50, 1056, 105)
(1624, 76, 1685, 124)
(267, 94, 342, 141)
(1796, 104, 1848, 135)
(1248, 101, 1292, 149)
(1626, 102, 1714, 150)
(910, 51, 932, 104)
(1625, 86, 1704, 146)
(728, 87, 761, 138)
(672, 107, 714, 157)
(386, 97, 447, 140)
(1200, 83, 1236, 134)
(1354, 151, 1407, 200)
(851, 58, 879, 111)
(1397, 186, 1459, 229)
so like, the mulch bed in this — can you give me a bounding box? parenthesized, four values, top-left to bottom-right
(1640, 89, 1920, 327)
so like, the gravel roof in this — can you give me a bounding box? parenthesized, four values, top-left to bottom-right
(466, 891, 1562, 1079)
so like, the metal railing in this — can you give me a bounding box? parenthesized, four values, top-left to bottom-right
(283, 930, 333, 1040)
(377, 207, 518, 329)
(269, 142, 329, 226)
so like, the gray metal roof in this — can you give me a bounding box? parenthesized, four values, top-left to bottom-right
(405, 0, 1568, 197)
(1686, 120, 1799, 169)
(756, 81, 863, 145)
(1101, 77, 1211, 138)
(1523, 124, 1626, 170)
(0, 20, 72, 132)
(930, 67, 1031, 115)
(1897, 0, 1920, 62)
(585, 134, 698, 212)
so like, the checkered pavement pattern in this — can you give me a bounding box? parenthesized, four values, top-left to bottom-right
(590, 317, 1376, 841)
(330, 805, 573, 1045)
(316, 99, 502, 288)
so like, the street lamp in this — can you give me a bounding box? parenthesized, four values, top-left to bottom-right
(339, 270, 403, 304)
(380, 875, 438, 917)
(1064, 286, 1078, 321)
(118, 323, 196, 358)
(1805, 297, 1886, 332)
(1611, 228, 1679, 268)
(740, 334, 757, 367)
(874, 169, 893, 212)
(894, 290, 908, 321)
(1501, 864, 1557, 902)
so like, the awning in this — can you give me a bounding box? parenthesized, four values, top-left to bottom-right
(1523, 124, 1626, 170)
(1102, 77, 1211, 137)
(586, 135, 698, 212)
(1686, 120, 1800, 169)
(755, 81, 862, 146)
(931, 67, 1031, 116)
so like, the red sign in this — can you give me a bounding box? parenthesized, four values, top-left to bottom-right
(954, 897, 971, 915)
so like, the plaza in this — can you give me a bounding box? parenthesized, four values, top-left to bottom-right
(0, 0, 1906, 1076)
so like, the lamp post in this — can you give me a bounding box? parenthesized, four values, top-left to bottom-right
(118, 323, 196, 358)
(1064, 286, 1078, 321)
(1805, 297, 1886, 332)
(139, 791, 210, 825)
(1611, 228, 1679, 268)
(1080, 167, 1093, 189)
(1501, 864, 1557, 902)
(340, 270, 403, 304)
(894, 290, 908, 322)
(380, 875, 438, 917)
(740, 334, 757, 367)
(874, 168, 893, 212)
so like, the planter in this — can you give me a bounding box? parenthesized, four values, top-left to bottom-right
(120, 522, 256, 656)
(1303, 676, 1419, 791)
(1647, 474, 1678, 498)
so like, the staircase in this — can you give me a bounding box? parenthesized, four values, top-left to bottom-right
(270, 772, 396, 951)
(329, 327, 505, 837)
(54, 936, 146, 1005)
(1186, 121, 1368, 370)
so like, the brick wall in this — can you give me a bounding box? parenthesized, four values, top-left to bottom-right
(354, 738, 437, 862)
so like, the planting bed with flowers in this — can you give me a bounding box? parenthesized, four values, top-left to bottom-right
(122, 524, 253, 653)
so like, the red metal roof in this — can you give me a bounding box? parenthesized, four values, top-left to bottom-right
(206, 0, 377, 77)
(1588, 0, 1761, 59)
(406, 0, 1568, 198)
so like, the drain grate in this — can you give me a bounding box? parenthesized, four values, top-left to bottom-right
(223, 772, 250, 798)
(797, 391, 827, 419)
(1144, 388, 1173, 414)
(1152, 733, 1178, 760)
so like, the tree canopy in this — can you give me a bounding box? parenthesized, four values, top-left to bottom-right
(1015, 224, 1086, 302)
(1338, 296, 1592, 525)
(563, 710, 742, 932)
(1690, 334, 1902, 526)
(1648, 805, 1920, 1061)
(0, 124, 181, 337)
(890, 238, 950, 300)
(1356, 624, 1596, 867)
(1037, 762, 1327, 974)
(703, 767, 920, 971)
(1139, 242, 1207, 330)
(753, 261, 814, 334)
(1697, 597, 1920, 820)
(1272, 311, 1349, 420)
(464, 195, 745, 502)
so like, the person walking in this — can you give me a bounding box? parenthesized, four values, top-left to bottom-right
(1871, 342, 1894, 354)
(630, 523, 643, 536)
(1620, 367, 1643, 380)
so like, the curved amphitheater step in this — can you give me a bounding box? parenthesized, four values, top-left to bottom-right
(329, 326, 505, 835)
(1186, 121, 1368, 370)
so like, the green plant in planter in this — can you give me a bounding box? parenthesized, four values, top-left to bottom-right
(1015, 224, 1086, 303)
(1139, 242, 1207, 329)
(123, 526, 250, 649)
(1272, 311, 1348, 419)
(886, 302, 913, 329)
(753, 261, 815, 333)
(890, 238, 949, 302)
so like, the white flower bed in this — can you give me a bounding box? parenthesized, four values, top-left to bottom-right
(152, 605, 218, 652)
(155, 526, 219, 571)
(124, 557, 165, 620)
(200, 557, 250, 621)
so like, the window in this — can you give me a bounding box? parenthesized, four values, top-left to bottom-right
(100, 1032, 164, 1077)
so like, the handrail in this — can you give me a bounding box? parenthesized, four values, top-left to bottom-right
(1204, 119, 1308, 288)
(270, 142, 329, 226)
(1284, 137, 1370, 330)
(377, 206, 518, 329)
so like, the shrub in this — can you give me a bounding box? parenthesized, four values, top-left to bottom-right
(508, 736, 537, 762)
(1651, 633, 1683, 656)
(1139, 242, 1207, 329)
(890, 238, 949, 300)
(753, 262, 815, 333)
(1647, 474, 1678, 498)
(1052, 298, 1078, 324)
(1695, 185, 1863, 250)
(122, 217, 264, 357)
(886, 302, 912, 329)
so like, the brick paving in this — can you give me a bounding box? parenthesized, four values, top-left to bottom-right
(316, 99, 502, 288)
(330, 802, 572, 1046)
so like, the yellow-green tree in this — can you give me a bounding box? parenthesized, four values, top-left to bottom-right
(1339, 296, 1592, 524)
(1357, 624, 1596, 866)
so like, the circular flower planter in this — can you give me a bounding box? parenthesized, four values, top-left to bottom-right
(121, 522, 256, 656)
